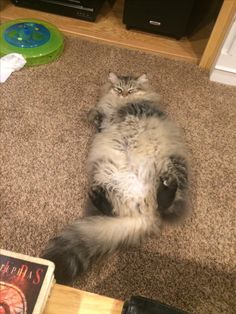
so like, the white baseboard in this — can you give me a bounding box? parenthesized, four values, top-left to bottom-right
(210, 69, 236, 86)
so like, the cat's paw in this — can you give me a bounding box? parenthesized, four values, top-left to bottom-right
(89, 186, 114, 216)
(88, 109, 104, 131)
(160, 173, 177, 188)
(156, 174, 178, 212)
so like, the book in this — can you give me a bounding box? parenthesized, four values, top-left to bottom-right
(0, 249, 55, 314)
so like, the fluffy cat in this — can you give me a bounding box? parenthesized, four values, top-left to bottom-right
(42, 73, 188, 284)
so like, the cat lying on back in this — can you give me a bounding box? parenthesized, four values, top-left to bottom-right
(42, 73, 189, 284)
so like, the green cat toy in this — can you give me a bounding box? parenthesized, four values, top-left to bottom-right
(0, 18, 64, 66)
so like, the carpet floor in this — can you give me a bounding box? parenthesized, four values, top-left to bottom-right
(0, 37, 235, 314)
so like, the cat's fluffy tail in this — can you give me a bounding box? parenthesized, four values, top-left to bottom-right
(42, 215, 159, 284)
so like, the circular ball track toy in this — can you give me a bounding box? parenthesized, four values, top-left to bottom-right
(0, 18, 64, 66)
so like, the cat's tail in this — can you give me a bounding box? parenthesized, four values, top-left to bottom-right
(157, 155, 188, 222)
(42, 214, 159, 284)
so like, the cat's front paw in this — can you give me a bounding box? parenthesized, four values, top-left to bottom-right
(88, 108, 104, 131)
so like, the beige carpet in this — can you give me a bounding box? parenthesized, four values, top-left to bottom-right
(0, 37, 235, 314)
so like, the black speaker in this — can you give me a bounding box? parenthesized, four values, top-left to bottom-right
(123, 0, 223, 39)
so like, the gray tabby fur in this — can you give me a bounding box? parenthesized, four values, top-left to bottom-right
(42, 73, 189, 284)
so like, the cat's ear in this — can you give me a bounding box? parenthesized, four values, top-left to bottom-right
(108, 72, 119, 84)
(137, 74, 148, 84)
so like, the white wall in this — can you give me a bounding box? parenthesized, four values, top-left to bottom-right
(210, 14, 236, 86)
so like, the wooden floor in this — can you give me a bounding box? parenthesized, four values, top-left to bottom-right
(1, 0, 211, 64)
(44, 284, 123, 314)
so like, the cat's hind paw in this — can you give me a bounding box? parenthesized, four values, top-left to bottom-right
(89, 186, 114, 216)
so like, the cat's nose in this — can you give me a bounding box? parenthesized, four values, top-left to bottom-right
(122, 91, 128, 96)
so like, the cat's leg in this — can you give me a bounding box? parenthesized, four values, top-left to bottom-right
(157, 174, 178, 211)
(88, 108, 104, 131)
(157, 155, 188, 221)
(88, 158, 119, 216)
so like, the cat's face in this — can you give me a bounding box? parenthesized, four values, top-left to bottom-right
(108, 73, 149, 98)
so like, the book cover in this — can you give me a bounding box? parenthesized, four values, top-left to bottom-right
(0, 249, 55, 314)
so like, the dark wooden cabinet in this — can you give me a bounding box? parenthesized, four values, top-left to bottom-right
(123, 0, 196, 39)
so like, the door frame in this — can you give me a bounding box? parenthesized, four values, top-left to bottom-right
(200, 0, 236, 69)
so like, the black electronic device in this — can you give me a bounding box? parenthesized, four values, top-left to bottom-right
(122, 296, 189, 314)
(11, 0, 106, 22)
(123, 0, 223, 39)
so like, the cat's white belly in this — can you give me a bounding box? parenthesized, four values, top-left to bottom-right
(111, 170, 148, 199)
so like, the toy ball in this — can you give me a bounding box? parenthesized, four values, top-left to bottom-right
(0, 18, 64, 66)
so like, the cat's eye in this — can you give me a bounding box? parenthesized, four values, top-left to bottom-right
(114, 87, 122, 94)
(128, 89, 134, 94)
